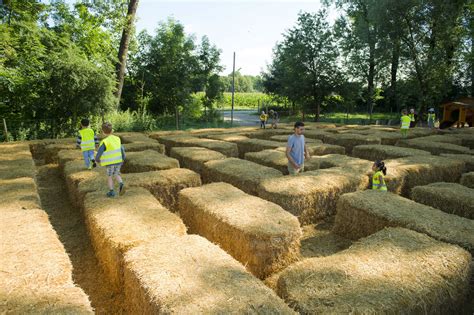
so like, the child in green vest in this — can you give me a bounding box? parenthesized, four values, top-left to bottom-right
(77, 118, 98, 170)
(95, 122, 126, 197)
(371, 160, 387, 191)
(400, 109, 411, 138)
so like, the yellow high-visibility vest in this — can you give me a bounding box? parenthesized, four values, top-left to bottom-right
(99, 135, 123, 166)
(79, 128, 95, 152)
(372, 171, 387, 191)
(260, 114, 268, 121)
(409, 113, 415, 122)
(427, 113, 436, 121)
(401, 115, 411, 129)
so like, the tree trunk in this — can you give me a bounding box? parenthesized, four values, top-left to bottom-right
(115, 0, 140, 108)
(389, 37, 400, 113)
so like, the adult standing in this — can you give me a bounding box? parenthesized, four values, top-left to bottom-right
(286, 121, 311, 175)
(269, 109, 279, 129)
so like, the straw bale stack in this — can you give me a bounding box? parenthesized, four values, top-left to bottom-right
(352, 144, 431, 161)
(322, 133, 381, 154)
(0, 150, 36, 180)
(415, 134, 464, 145)
(204, 133, 250, 143)
(411, 182, 474, 219)
(170, 147, 226, 174)
(247, 129, 295, 140)
(58, 149, 82, 172)
(44, 143, 76, 164)
(117, 132, 154, 144)
(1, 209, 93, 314)
(257, 168, 369, 224)
(121, 150, 179, 173)
(123, 142, 165, 153)
(0, 177, 41, 211)
(83, 187, 186, 290)
(382, 155, 465, 196)
(460, 172, 474, 188)
(312, 154, 373, 173)
(123, 235, 296, 314)
(157, 135, 239, 157)
(245, 149, 320, 175)
(202, 158, 283, 195)
(440, 153, 474, 172)
(236, 138, 288, 158)
(332, 190, 474, 255)
(396, 138, 471, 155)
(276, 227, 472, 314)
(178, 183, 302, 278)
(270, 135, 322, 145)
(451, 133, 474, 149)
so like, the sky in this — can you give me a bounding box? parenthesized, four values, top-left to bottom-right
(135, 0, 339, 76)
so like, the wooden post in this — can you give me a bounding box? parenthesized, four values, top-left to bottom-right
(3, 118, 8, 142)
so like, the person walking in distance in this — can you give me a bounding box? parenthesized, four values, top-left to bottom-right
(286, 121, 311, 175)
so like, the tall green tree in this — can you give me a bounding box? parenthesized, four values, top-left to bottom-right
(263, 10, 341, 120)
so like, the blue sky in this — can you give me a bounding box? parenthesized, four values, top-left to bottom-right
(135, 0, 339, 75)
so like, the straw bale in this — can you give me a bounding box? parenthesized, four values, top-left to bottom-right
(332, 190, 474, 255)
(63, 160, 101, 207)
(297, 129, 329, 141)
(44, 143, 76, 164)
(188, 127, 229, 134)
(322, 133, 381, 154)
(440, 153, 474, 172)
(247, 129, 295, 140)
(157, 134, 238, 157)
(270, 135, 323, 145)
(0, 209, 93, 314)
(202, 158, 283, 195)
(122, 141, 165, 154)
(382, 155, 465, 196)
(0, 177, 41, 211)
(169, 146, 226, 174)
(123, 235, 295, 314)
(276, 227, 472, 314)
(257, 168, 369, 224)
(353, 144, 431, 161)
(58, 149, 82, 171)
(0, 142, 31, 154)
(312, 154, 373, 174)
(416, 134, 464, 145)
(245, 149, 320, 175)
(76, 168, 201, 211)
(460, 172, 474, 188)
(84, 187, 186, 290)
(407, 127, 436, 138)
(148, 130, 186, 140)
(396, 138, 471, 155)
(0, 153, 36, 180)
(29, 138, 75, 160)
(236, 138, 288, 158)
(117, 132, 154, 144)
(121, 150, 179, 173)
(451, 133, 474, 149)
(178, 182, 302, 278)
(411, 182, 474, 219)
(302, 122, 337, 129)
(205, 133, 250, 143)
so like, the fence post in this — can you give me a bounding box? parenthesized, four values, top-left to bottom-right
(3, 118, 8, 142)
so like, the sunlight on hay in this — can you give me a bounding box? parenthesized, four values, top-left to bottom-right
(411, 182, 474, 219)
(121, 150, 179, 173)
(0, 177, 41, 211)
(178, 182, 302, 278)
(170, 146, 226, 174)
(352, 144, 431, 161)
(123, 142, 165, 153)
(84, 187, 186, 290)
(236, 138, 288, 158)
(202, 158, 283, 195)
(276, 228, 471, 314)
(0, 209, 93, 314)
(245, 149, 320, 175)
(204, 133, 250, 143)
(333, 190, 474, 255)
(322, 133, 381, 154)
(123, 235, 295, 314)
(44, 143, 76, 164)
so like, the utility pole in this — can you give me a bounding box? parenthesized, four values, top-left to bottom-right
(231, 52, 236, 126)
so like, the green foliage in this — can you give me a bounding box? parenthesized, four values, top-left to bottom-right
(220, 72, 264, 92)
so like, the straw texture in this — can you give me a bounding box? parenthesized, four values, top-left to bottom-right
(245, 149, 320, 175)
(169, 146, 226, 174)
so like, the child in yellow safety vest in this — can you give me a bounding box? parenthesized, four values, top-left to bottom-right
(95, 122, 126, 198)
(260, 111, 268, 129)
(372, 160, 387, 191)
(427, 108, 436, 129)
(400, 109, 411, 138)
(76, 118, 99, 170)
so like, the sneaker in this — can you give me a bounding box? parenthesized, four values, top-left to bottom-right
(92, 160, 97, 168)
(106, 190, 116, 198)
(87, 165, 93, 170)
(119, 182, 125, 196)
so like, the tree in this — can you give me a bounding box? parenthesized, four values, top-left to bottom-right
(263, 10, 341, 120)
(115, 0, 139, 107)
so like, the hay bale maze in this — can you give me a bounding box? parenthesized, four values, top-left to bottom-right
(123, 235, 295, 314)
(234, 138, 286, 158)
(411, 182, 474, 219)
(440, 153, 474, 172)
(83, 187, 187, 290)
(44, 143, 77, 164)
(121, 149, 179, 173)
(461, 172, 474, 188)
(0, 177, 41, 211)
(178, 182, 302, 278)
(169, 146, 226, 175)
(270, 134, 323, 145)
(382, 155, 465, 196)
(245, 149, 320, 175)
(333, 190, 474, 255)
(156, 134, 238, 157)
(396, 138, 471, 155)
(352, 144, 431, 160)
(322, 133, 381, 154)
(257, 168, 369, 224)
(201, 157, 283, 195)
(275, 227, 472, 314)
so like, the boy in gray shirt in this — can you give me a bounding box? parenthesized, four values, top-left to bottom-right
(286, 121, 310, 175)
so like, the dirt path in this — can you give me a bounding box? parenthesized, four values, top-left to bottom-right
(36, 164, 124, 314)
